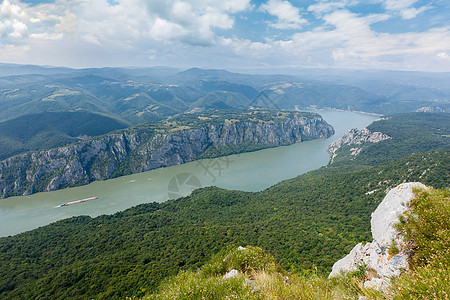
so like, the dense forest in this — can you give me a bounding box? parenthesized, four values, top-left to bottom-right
(0, 113, 448, 299)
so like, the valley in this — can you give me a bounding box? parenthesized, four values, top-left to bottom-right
(0, 65, 448, 127)
(0, 110, 376, 237)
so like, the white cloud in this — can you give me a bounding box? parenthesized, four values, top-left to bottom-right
(0, 0, 27, 19)
(221, 9, 450, 71)
(54, 10, 78, 34)
(307, 2, 346, 14)
(9, 19, 27, 37)
(13, 0, 250, 49)
(0, 0, 28, 39)
(379, 0, 430, 19)
(29, 32, 63, 40)
(260, 0, 308, 29)
(141, 0, 250, 45)
(0, 0, 449, 72)
(437, 52, 448, 58)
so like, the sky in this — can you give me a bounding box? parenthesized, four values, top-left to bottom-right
(0, 0, 449, 72)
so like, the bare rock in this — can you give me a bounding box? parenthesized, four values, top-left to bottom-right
(327, 128, 391, 163)
(329, 182, 427, 289)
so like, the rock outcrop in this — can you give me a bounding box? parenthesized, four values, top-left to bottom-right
(327, 127, 391, 163)
(0, 113, 334, 198)
(416, 106, 447, 113)
(329, 182, 427, 289)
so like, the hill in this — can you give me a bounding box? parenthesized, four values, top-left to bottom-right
(146, 186, 449, 299)
(0, 150, 447, 299)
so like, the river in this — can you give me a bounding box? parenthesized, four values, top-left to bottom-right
(0, 111, 378, 237)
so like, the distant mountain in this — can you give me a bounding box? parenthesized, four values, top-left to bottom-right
(0, 65, 448, 124)
(0, 63, 180, 80)
(0, 111, 128, 160)
(0, 63, 74, 76)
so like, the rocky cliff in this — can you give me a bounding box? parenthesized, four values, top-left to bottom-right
(329, 182, 427, 289)
(0, 113, 334, 198)
(327, 127, 391, 163)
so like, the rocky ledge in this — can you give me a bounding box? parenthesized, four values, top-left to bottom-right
(0, 113, 334, 199)
(329, 182, 427, 289)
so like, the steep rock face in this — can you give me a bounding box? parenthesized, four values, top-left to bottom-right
(327, 127, 391, 163)
(329, 182, 427, 289)
(0, 114, 334, 198)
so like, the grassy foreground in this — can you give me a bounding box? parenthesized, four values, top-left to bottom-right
(145, 187, 450, 300)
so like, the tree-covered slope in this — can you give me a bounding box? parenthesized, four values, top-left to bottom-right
(145, 184, 450, 300)
(0, 112, 448, 299)
(0, 111, 128, 160)
(329, 112, 450, 166)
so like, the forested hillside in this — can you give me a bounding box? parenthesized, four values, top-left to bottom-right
(0, 111, 128, 160)
(146, 184, 450, 300)
(329, 112, 450, 166)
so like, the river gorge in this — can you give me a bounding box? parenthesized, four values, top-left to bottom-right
(0, 110, 378, 237)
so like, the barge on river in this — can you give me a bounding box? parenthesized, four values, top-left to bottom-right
(58, 196, 98, 207)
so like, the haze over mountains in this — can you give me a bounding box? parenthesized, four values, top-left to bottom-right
(0, 64, 449, 127)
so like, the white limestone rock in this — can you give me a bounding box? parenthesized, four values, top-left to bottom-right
(328, 243, 365, 276)
(329, 182, 427, 288)
(223, 269, 240, 279)
(327, 127, 391, 163)
(371, 182, 426, 251)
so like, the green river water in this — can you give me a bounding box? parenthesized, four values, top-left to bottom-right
(0, 111, 378, 237)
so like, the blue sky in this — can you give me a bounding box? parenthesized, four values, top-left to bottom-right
(0, 0, 449, 72)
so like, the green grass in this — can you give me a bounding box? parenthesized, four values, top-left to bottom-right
(145, 246, 384, 300)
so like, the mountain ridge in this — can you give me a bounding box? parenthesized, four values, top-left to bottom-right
(1, 64, 448, 125)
